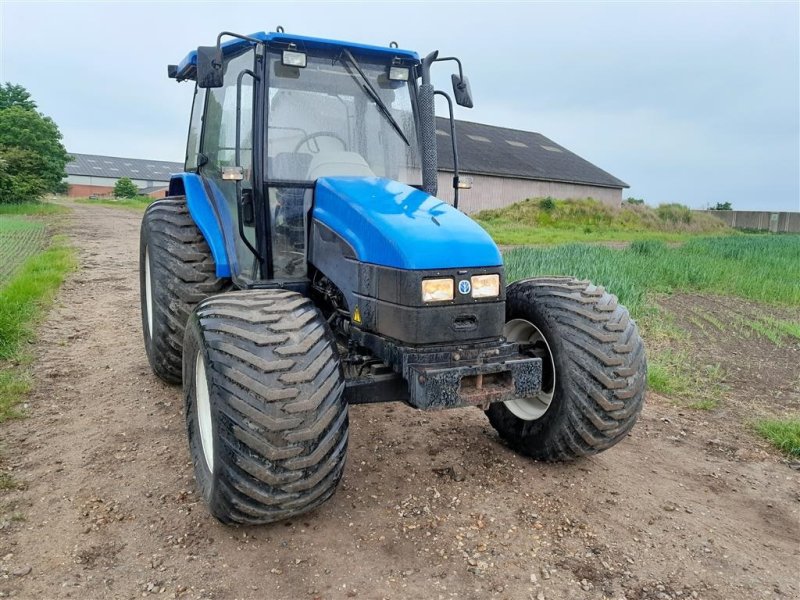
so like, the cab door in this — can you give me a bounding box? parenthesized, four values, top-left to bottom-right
(199, 47, 262, 281)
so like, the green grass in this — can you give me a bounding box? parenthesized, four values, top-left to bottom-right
(488, 227, 707, 246)
(763, 317, 800, 340)
(505, 236, 800, 316)
(0, 217, 48, 286)
(505, 235, 800, 410)
(753, 419, 800, 457)
(724, 314, 800, 346)
(0, 235, 75, 358)
(1, 201, 69, 285)
(644, 346, 725, 410)
(0, 201, 66, 216)
(0, 234, 76, 422)
(75, 196, 154, 210)
(475, 197, 731, 245)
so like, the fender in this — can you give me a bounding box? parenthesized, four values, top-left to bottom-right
(168, 173, 232, 278)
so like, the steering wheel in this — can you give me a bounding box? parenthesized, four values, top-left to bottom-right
(293, 131, 347, 154)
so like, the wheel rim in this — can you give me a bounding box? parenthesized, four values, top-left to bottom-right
(503, 318, 557, 421)
(194, 351, 214, 473)
(144, 246, 154, 338)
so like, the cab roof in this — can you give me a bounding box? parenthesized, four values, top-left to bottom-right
(171, 31, 420, 82)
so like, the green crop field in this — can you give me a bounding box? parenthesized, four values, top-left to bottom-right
(504, 235, 800, 424)
(0, 203, 75, 422)
(505, 235, 800, 315)
(0, 217, 48, 286)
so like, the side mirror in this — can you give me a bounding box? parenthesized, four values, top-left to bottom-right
(451, 74, 474, 108)
(197, 46, 224, 88)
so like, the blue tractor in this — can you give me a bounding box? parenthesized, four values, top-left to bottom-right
(139, 30, 646, 524)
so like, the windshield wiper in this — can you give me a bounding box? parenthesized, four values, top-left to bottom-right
(340, 49, 410, 147)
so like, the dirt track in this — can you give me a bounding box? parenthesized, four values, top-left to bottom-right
(1, 203, 798, 600)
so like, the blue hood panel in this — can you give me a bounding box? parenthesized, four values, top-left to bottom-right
(313, 177, 502, 270)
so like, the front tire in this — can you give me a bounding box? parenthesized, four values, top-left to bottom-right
(139, 197, 228, 383)
(486, 277, 646, 460)
(183, 290, 348, 524)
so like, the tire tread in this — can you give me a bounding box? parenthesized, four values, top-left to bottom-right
(188, 290, 348, 524)
(486, 277, 646, 460)
(140, 197, 228, 383)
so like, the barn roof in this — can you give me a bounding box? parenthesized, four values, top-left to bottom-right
(436, 117, 629, 189)
(67, 120, 628, 190)
(65, 153, 183, 182)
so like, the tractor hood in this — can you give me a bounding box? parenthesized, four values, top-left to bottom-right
(312, 177, 502, 270)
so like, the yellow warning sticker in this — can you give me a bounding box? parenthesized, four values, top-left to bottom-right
(353, 306, 362, 324)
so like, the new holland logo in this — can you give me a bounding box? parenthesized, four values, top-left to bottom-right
(458, 279, 471, 295)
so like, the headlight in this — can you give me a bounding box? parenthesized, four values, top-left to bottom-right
(471, 274, 500, 298)
(421, 278, 454, 302)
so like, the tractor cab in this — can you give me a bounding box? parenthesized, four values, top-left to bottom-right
(169, 31, 470, 288)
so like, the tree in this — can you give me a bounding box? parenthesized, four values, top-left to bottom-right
(114, 177, 139, 198)
(0, 150, 47, 204)
(711, 201, 732, 211)
(625, 197, 645, 205)
(0, 83, 37, 111)
(0, 83, 70, 204)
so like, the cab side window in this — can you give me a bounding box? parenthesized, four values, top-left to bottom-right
(185, 85, 206, 171)
(199, 49, 257, 279)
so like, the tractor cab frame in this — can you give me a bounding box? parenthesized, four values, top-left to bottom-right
(169, 31, 469, 291)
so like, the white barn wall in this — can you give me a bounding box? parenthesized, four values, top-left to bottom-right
(67, 174, 162, 188)
(435, 171, 623, 214)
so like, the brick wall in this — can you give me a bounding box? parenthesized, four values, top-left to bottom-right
(144, 188, 168, 199)
(68, 184, 114, 198)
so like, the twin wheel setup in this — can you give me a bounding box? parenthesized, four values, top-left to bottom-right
(139, 197, 646, 525)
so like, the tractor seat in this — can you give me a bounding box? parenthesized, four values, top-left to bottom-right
(271, 152, 313, 181)
(306, 151, 375, 180)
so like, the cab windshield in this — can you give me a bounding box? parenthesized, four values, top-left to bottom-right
(266, 51, 422, 185)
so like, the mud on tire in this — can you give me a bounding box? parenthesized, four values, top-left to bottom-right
(486, 277, 646, 460)
(139, 197, 228, 384)
(183, 290, 348, 524)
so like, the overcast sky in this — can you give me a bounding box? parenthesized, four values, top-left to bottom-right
(1, 1, 798, 211)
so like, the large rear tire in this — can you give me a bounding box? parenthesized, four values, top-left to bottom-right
(139, 197, 228, 384)
(183, 290, 348, 524)
(486, 277, 646, 460)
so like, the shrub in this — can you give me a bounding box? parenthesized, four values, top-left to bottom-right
(625, 197, 645, 205)
(538, 197, 556, 212)
(656, 203, 692, 224)
(711, 202, 732, 211)
(113, 177, 139, 198)
(0, 149, 47, 204)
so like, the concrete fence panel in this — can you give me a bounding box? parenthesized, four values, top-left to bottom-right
(698, 210, 800, 233)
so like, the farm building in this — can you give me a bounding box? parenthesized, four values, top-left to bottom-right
(64, 154, 180, 198)
(435, 118, 628, 211)
(64, 119, 627, 210)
